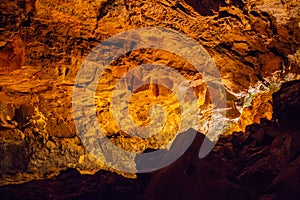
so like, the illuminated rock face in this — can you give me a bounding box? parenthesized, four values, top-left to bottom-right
(145, 80, 300, 200)
(0, 80, 299, 200)
(0, 0, 299, 185)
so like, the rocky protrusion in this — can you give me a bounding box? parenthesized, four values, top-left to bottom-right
(0, 35, 25, 72)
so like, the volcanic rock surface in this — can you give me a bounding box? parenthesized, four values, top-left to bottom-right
(0, 0, 300, 199)
(0, 80, 300, 200)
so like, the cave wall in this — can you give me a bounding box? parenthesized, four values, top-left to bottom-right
(0, 0, 299, 184)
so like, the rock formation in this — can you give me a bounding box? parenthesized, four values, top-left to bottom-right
(0, 0, 299, 199)
(0, 35, 25, 72)
(0, 80, 300, 200)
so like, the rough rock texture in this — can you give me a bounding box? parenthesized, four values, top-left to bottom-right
(0, 35, 25, 72)
(0, 66, 109, 185)
(145, 80, 300, 200)
(0, 168, 150, 200)
(0, 0, 299, 192)
(1, 0, 299, 89)
(0, 80, 300, 199)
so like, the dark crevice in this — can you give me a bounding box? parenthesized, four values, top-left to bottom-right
(184, 0, 245, 16)
(184, 0, 226, 16)
(248, 50, 261, 57)
(175, 2, 191, 15)
(97, 0, 116, 21)
(250, 10, 260, 17)
(216, 42, 256, 68)
(231, 0, 245, 10)
(215, 10, 243, 24)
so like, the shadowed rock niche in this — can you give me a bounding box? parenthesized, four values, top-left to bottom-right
(184, 0, 227, 16)
(0, 35, 25, 72)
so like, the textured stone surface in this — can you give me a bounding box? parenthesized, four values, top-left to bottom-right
(0, 35, 25, 72)
(144, 80, 300, 200)
(0, 66, 109, 186)
(0, 80, 300, 199)
(0, 0, 299, 191)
